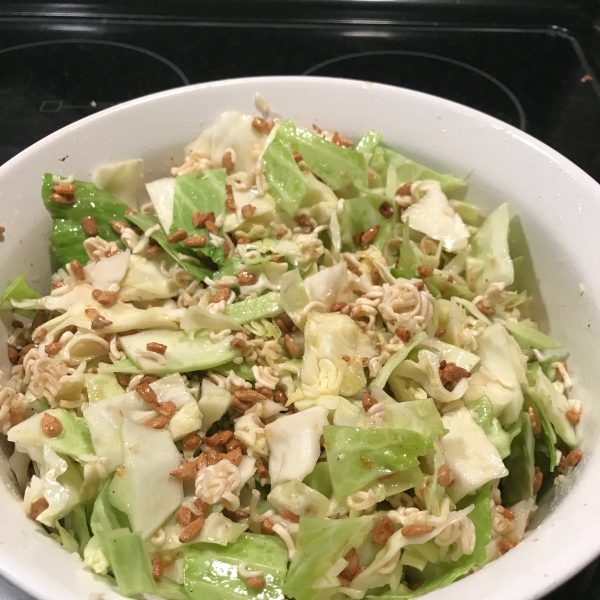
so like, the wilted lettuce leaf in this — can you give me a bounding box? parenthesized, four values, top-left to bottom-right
(501, 411, 535, 506)
(263, 137, 309, 215)
(277, 121, 367, 190)
(369, 144, 465, 194)
(224, 292, 282, 324)
(125, 212, 213, 279)
(467, 395, 513, 459)
(8, 408, 94, 462)
(171, 170, 227, 265)
(284, 515, 375, 600)
(526, 363, 577, 448)
(324, 426, 432, 499)
(385, 483, 492, 598)
(184, 533, 288, 600)
(42, 173, 128, 266)
(500, 319, 561, 350)
(466, 203, 514, 295)
(105, 528, 157, 597)
(339, 191, 398, 252)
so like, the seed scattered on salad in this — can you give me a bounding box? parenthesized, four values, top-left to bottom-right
(246, 575, 267, 589)
(566, 449, 583, 466)
(135, 382, 159, 405)
(396, 181, 413, 196)
(416, 264, 433, 278)
(179, 514, 205, 543)
(184, 235, 206, 247)
(81, 215, 98, 235)
(92, 288, 118, 306)
(68, 258, 85, 280)
(222, 150, 234, 174)
(40, 413, 62, 437)
(152, 554, 164, 582)
(144, 416, 170, 429)
(252, 116, 271, 134)
(498, 539, 518, 554)
(0, 110, 584, 600)
(108, 219, 128, 234)
(52, 182, 77, 196)
(146, 341, 167, 355)
(170, 461, 197, 481)
(476, 300, 495, 316)
(167, 228, 187, 243)
(378, 201, 395, 219)
(28, 498, 49, 520)
(503, 508, 515, 521)
(437, 464, 454, 487)
(44, 341, 62, 356)
(49, 192, 75, 205)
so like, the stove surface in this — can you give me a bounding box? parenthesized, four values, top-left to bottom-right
(0, 5, 599, 600)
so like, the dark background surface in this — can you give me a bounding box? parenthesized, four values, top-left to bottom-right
(0, 1, 600, 598)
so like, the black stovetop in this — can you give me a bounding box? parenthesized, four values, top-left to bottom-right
(1, 2, 600, 599)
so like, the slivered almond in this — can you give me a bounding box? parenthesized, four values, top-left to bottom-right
(202, 430, 234, 447)
(49, 193, 74, 205)
(167, 229, 187, 243)
(28, 498, 49, 520)
(170, 462, 197, 481)
(283, 334, 303, 359)
(184, 235, 206, 247)
(45, 342, 62, 356)
(157, 401, 176, 417)
(52, 183, 76, 195)
(372, 517, 395, 545)
(152, 554, 164, 582)
(146, 342, 167, 355)
(183, 433, 202, 450)
(109, 220, 128, 234)
(69, 259, 85, 280)
(135, 382, 158, 405)
(177, 507, 193, 526)
(179, 515, 205, 543)
(225, 447, 243, 466)
(232, 388, 267, 403)
(362, 392, 377, 412)
(205, 449, 220, 465)
(261, 518, 275, 535)
(282, 510, 300, 523)
(144, 416, 170, 429)
(222, 151, 234, 174)
(81, 215, 98, 235)
(400, 524, 436, 538)
(91, 316, 113, 330)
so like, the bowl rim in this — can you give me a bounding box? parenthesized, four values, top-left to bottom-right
(0, 74, 599, 600)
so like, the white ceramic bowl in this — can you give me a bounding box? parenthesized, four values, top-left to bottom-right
(0, 76, 598, 600)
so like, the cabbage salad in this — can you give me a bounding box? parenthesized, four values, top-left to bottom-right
(0, 109, 584, 600)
